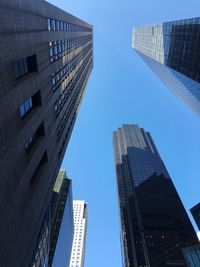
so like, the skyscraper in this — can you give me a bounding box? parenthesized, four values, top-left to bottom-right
(132, 17, 200, 116)
(31, 170, 74, 267)
(69, 201, 88, 267)
(113, 124, 198, 267)
(0, 1, 93, 266)
(48, 170, 74, 267)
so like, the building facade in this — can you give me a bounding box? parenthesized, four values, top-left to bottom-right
(132, 17, 200, 116)
(31, 206, 52, 267)
(182, 244, 200, 267)
(69, 201, 88, 267)
(191, 203, 200, 230)
(48, 170, 74, 267)
(113, 124, 198, 267)
(0, 1, 93, 266)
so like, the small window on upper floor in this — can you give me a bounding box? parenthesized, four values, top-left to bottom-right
(19, 90, 41, 119)
(14, 54, 38, 79)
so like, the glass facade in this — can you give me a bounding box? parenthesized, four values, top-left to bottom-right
(182, 244, 200, 267)
(132, 17, 200, 116)
(31, 208, 51, 267)
(48, 170, 74, 267)
(113, 124, 198, 267)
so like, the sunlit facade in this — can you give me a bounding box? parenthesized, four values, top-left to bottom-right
(132, 17, 200, 116)
(69, 201, 88, 267)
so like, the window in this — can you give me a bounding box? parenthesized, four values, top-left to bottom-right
(19, 90, 41, 118)
(51, 19, 56, 31)
(47, 18, 92, 33)
(60, 21, 63, 31)
(14, 58, 28, 78)
(20, 97, 32, 118)
(47, 18, 51, 31)
(30, 151, 48, 185)
(56, 20, 60, 31)
(25, 122, 45, 154)
(14, 54, 38, 79)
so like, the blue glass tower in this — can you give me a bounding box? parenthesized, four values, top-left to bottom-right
(113, 124, 198, 267)
(132, 18, 200, 116)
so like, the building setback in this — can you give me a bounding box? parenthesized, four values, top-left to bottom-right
(0, 1, 93, 266)
(69, 201, 88, 267)
(132, 17, 200, 116)
(113, 124, 198, 267)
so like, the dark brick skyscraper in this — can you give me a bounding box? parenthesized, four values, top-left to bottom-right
(0, 1, 93, 266)
(113, 124, 198, 267)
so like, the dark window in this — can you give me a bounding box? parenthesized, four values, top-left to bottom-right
(25, 122, 45, 154)
(14, 54, 38, 79)
(32, 90, 41, 106)
(27, 55, 38, 73)
(30, 151, 48, 185)
(19, 90, 41, 118)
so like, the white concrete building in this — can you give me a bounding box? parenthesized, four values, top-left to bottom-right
(69, 200, 88, 267)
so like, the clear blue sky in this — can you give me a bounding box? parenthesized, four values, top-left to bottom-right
(47, 0, 200, 266)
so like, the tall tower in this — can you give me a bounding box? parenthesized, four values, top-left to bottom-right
(132, 18, 200, 116)
(0, 1, 93, 266)
(31, 169, 74, 267)
(113, 124, 198, 267)
(69, 201, 88, 267)
(48, 170, 74, 267)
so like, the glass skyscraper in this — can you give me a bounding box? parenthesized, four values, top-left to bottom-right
(113, 124, 198, 267)
(49, 170, 74, 267)
(132, 17, 200, 116)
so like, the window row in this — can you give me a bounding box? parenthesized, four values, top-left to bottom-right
(49, 35, 91, 63)
(58, 111, 76, 159)
(47, 18, 91, 32)
(56, 57, 92, 143)
(54, 53, 92, 118)
(14, 54, 38, 79)
(52, 43, 92, 91)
